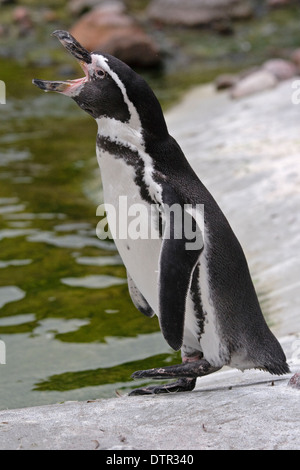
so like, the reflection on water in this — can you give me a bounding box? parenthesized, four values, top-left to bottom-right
(0, 149, 31, 165)
(75, 255, 123, 266)
(61, 275, 126, 289)
(0, 313, 36, 326)
(27, 230, 109, 249)
(0, 286, 26, 309)
(0, 89, 177, 411)
(0, 259, 32, 268)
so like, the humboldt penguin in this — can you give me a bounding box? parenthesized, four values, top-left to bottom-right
(33, 31, 289, 395)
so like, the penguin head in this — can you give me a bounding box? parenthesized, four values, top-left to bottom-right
(33, 31, 167, 139)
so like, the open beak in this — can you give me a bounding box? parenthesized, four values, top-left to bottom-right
(32, 30, 92, 96)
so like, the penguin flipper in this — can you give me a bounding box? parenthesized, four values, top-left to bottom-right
(158, 195, 204, 351)
(127, 271, 155, 318)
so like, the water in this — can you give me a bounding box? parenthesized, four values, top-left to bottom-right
(0, 81, 179, 410)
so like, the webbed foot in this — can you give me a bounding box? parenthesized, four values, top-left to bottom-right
(129, 359, 221, 396)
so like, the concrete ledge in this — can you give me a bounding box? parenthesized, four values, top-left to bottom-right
(0, 335, 299, 450)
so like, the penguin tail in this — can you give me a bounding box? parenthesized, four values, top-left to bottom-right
(249, 327, 290, 376)
(262, 360, 290, 376)
(255, 337, 290, 376)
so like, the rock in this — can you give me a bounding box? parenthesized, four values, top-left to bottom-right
(288, 372, 300, 389)
(70, 2, 160, 67)
(290, 48, 300, 68)
(230, 69, 278, 99)
(215, 73, 239, 90)
(0, 24, 7, 37)
(68, 0, 110, 16)
(147, 0, 253, 27)
(12, 6, 31, 24)
(227, 59, 297, 98)
(41, 9, 58, 23)
(211, 19, 234, 35)
(238, 65, 261, 79)
(267, 0, 295, 6)
(12, 6, 33, 36)
(262, 58, 297, 81)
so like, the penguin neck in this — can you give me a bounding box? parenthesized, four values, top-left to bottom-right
(96, 116, 144, 153)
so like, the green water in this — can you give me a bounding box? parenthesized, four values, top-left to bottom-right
(1, 3, 300, 410)
(0, 61, 188, 408)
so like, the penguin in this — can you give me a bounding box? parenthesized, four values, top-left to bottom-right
(33, 31, 290, 395)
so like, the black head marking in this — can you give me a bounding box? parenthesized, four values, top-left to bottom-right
(33, 31, 169, 149)
(73, 72, 130, 121)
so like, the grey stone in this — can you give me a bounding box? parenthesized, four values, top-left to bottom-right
(70, 2, 160, 67)
(215, 73, 239, 90)
(262, 58, 297, 81)
(147, 0, 253, 26)
(230, 69, 278, 98)
(288, 372, 300, 390)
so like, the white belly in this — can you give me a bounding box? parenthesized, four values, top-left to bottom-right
(97, 149, 162, 313)
(97, 148, 225, 365)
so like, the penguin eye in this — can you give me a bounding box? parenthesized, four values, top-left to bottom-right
(96, 68, 106, 79)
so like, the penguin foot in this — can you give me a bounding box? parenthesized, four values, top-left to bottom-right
(131, 359, 220, 380)
(128, 378, 196, 396)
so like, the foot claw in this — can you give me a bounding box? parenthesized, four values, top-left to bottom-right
(128, 378, 197, 396)
(131, 369, 152, 380)
(129, 386, 158, 396)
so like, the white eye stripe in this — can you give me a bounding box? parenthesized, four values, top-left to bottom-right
(92, 53, 109, 71)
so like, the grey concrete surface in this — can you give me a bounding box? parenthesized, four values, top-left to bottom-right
(0, 337, 299, 450)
